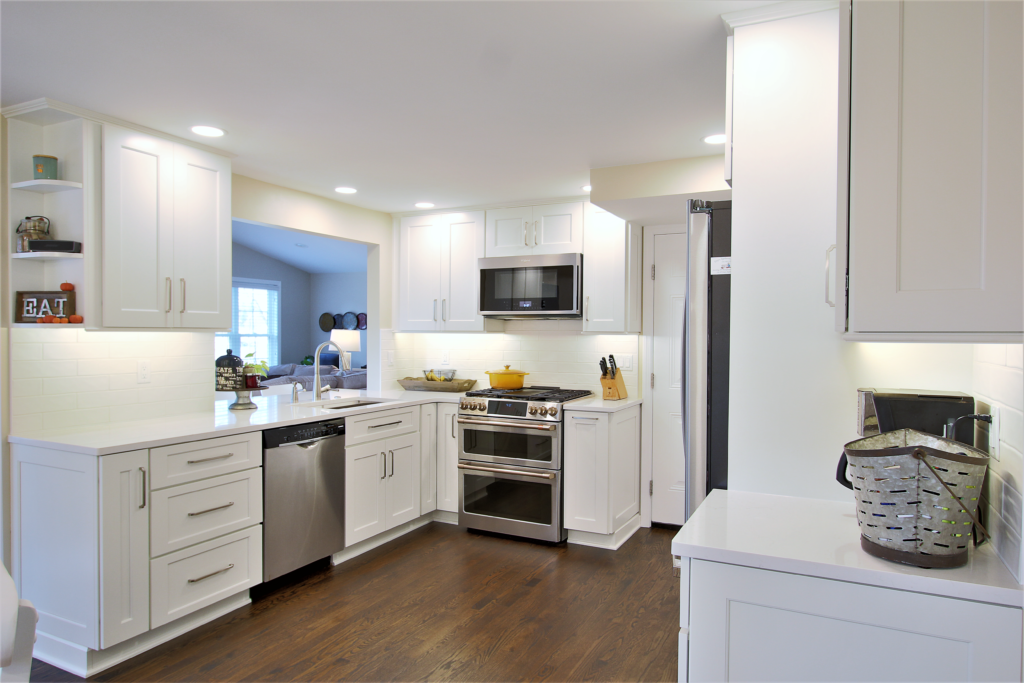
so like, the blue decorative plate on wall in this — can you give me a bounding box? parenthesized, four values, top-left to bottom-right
(340, 311, 358, 330)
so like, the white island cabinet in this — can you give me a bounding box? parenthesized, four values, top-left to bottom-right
(674, 490, 1023, 682)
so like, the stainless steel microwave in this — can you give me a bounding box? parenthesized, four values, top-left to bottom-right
(478, 253, 582, 319)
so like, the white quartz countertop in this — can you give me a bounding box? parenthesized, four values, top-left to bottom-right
(672, 489, 1023, 608)
(8, 389, 640, 456)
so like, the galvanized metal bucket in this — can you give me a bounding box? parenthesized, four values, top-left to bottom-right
(843, 429, 989, 568)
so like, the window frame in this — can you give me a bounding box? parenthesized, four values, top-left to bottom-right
(215, 277, 283, 367)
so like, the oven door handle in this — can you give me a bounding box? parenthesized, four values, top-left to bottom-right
(457, 418, 556, 431)
(458, 462, 556, 480)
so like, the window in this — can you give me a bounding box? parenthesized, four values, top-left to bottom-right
(215, 278, 280, 366)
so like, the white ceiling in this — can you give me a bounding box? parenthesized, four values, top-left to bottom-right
(232, 220, 368, 274)
(0, 1, 774, 214)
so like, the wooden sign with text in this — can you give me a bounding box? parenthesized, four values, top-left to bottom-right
(15, 291, 76, 322)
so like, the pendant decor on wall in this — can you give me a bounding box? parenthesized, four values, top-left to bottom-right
(356, 312, 367, 330)
(340, 311, 358, 330)
(318, 312, 334, 332)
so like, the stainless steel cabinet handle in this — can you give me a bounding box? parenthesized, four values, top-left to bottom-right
(534, 221, 539, 246)
(180, 278, 186, 313)
(452, 414, 456, 439)
(188, 501, 234, 517)
(458, 462, 556, 480)
(381, 452, 386, 480)
(389, 450, 394, 477)
(825, 244, 836, 308)
(368, 421, 402, 430)
(188, 564, 234, 584)
(442, 299, 447, 322)
(585, 296, 590, 322)
(139, 467, 146, 509)
(433, 299, 437, 321)
(523, 222, 528, 246)
(187, 452, 233, 465)
(571, 416, 599, 420)
(457, 417, 556, 431)
(165, 277, 172, 313)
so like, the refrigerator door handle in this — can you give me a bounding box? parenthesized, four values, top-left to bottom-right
(682, 205, 691, 523)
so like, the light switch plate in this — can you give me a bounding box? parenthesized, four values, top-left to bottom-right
(616, 354, 633, 370)
(989, 406, 1001, 459)
(387, 350, 394, 366)
(441, 350, 450, 366)
(137, 359, 151, 384)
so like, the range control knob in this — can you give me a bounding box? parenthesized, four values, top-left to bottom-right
(528, 406, 538, 415)
(538, 406, 549, 416)
(459, 401, 466, 409)
(476, 402, 486, 411)
(547, 406, 559, 418)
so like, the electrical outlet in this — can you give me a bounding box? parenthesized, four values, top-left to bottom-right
(137, 359, 151, 384)
(387, 350, 394, 367)
(441, 350, 450, 366)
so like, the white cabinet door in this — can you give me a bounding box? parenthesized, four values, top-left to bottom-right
(385, 433, 420, 530)
(582, 204, 626, 333)
(609, 406, 641, 530)
(345, 441, 387, 546)
(436, 404, 460, 513)
(563, 412, 610, 534)
(173, 144, 231, 329)
(102, 125, 174, 328)
(442, 212, 485, 331)
(99, 449, 150, 648)
(848, 0, 1023, 334)
(484, 206, 533, 257)
(420, 404, 437, 515)
(436, 404, 459, 513)
(399, 214, 443, 331)
(532, 202, 583, 255)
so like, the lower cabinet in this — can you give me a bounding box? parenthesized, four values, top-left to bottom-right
(420, 404, 437, 514)
(345, 432, 421, 546)
(563, 406, 640, 535)
(436, 403, 459, 513)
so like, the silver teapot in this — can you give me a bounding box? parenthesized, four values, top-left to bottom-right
(15, 216, 51, 253)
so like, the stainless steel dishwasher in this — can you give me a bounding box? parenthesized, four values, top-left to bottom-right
(263, 417, 346, 582)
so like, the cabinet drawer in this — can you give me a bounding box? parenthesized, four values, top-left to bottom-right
(345, 405, 419, 446)
(150, 469, 262, 557)
(150, 432, 262, 489)
(150, 526, 261, 629)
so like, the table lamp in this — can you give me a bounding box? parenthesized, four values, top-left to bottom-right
(330, 329, 361, 370)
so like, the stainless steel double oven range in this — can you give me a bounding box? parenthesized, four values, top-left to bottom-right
(457, 386, 592, 543)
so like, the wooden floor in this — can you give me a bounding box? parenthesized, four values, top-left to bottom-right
(31, 523, 679, 682)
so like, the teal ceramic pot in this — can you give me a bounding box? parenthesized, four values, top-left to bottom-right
(33, 155, 58, 180)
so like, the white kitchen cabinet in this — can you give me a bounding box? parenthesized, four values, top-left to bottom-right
(484, 202, 583, 257)
(345, 432, 421, 546)
(398, 211, 499, 332)
(840, 0, 1022, 338)
(99, 450, 150, 648)
(420, 404, 437, 515)
(436, 403, 459, 513)
(563, 406, 640, 539)
(102, 124, 231, 330)
(582, 203, 641, 333)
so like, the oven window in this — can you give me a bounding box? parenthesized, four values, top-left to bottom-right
(480, 264, 576, 312)
(463, 473, 553, 526)
(463, 428, 553, 464)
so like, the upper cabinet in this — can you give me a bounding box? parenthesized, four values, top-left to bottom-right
(398, 211, 499, 332)
(582, 203, 641, 333)
(838, 1, 1022, 339)
(103, 125, 231, 329)
(484, 202, 583, 257)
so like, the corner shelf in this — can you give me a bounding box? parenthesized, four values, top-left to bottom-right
(11, 179, 83, 193)
(12, 252, 83, 261)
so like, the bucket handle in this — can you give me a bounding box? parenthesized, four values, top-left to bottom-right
(836, 452, 853, 490)
(913, 448, 990, 545)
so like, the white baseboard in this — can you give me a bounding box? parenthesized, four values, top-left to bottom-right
(568, 514, 642, 550)
(332, 514, 435, 566)
(432, 509, 458, 525)
(32, 592, 251, 678)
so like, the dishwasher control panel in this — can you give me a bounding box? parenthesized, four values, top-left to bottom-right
(264, 417, 345, 448)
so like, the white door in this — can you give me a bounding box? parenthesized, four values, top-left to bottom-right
(173, 144, 231, 329)
(99, 449, 149, 648)
(484, 206, 533, 257)
(644, 226, 688, 525)
(420, 404, 437, 515)
(345, 441, 387, 546)
(399, 214, 443, 331)
(436, 404, 459, 513)
(582, 203, 626, 332)
(442, 211, 485, 331)
(385, 433, 420, 529)
(533, 202, 584, 255)
(102, 125, 174, 328)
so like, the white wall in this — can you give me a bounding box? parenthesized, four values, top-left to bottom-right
(231, 242, 311, 365)
(310, 272, 368, 368)
(728, 9, 977, 503)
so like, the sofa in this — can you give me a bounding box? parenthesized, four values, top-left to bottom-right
(263, 363, 367, 390)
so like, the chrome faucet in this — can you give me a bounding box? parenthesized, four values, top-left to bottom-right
(313, 340, 341, 401)
(291, 381, 304, 404)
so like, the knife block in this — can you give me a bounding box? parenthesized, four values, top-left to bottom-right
(600, 372, 627, 401)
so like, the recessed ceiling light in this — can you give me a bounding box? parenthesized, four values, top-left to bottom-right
(335, 187, 357, 194)
(295, 243, 308, 248)
(703, 134, 727, 144)
(191, 125, 225, 137)
(415, 202, 435, 209)
(581, 185, 592, 192)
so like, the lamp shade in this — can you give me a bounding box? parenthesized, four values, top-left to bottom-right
(330, 329, 361, 352)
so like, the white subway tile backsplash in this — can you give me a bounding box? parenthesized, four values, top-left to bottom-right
(1003, 482, 1023, 536)
(11, 414, 42, 434)
(11, 379, 42, 397)
(42, 406, 111, 430)
(976, 344, 1007, 366)
(1003, 408, 1024, 457)
(42, 342, 109, 360)
(12, 360, 78, 379)
(1008, 345, 1024, 370)
(991, 366, 1024, 413)
(11, 394, 77, 416)
(11, 344, 41, 361)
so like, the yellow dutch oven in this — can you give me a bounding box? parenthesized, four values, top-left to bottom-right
(485, 365, 529, 390)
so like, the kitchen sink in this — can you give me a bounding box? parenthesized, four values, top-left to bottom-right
(320, 398, 389, 410)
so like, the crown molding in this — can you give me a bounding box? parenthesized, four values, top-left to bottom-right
(1, 97, 237, 159)
(721, 1, 840, 35)
(389, 194, 591, 219)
